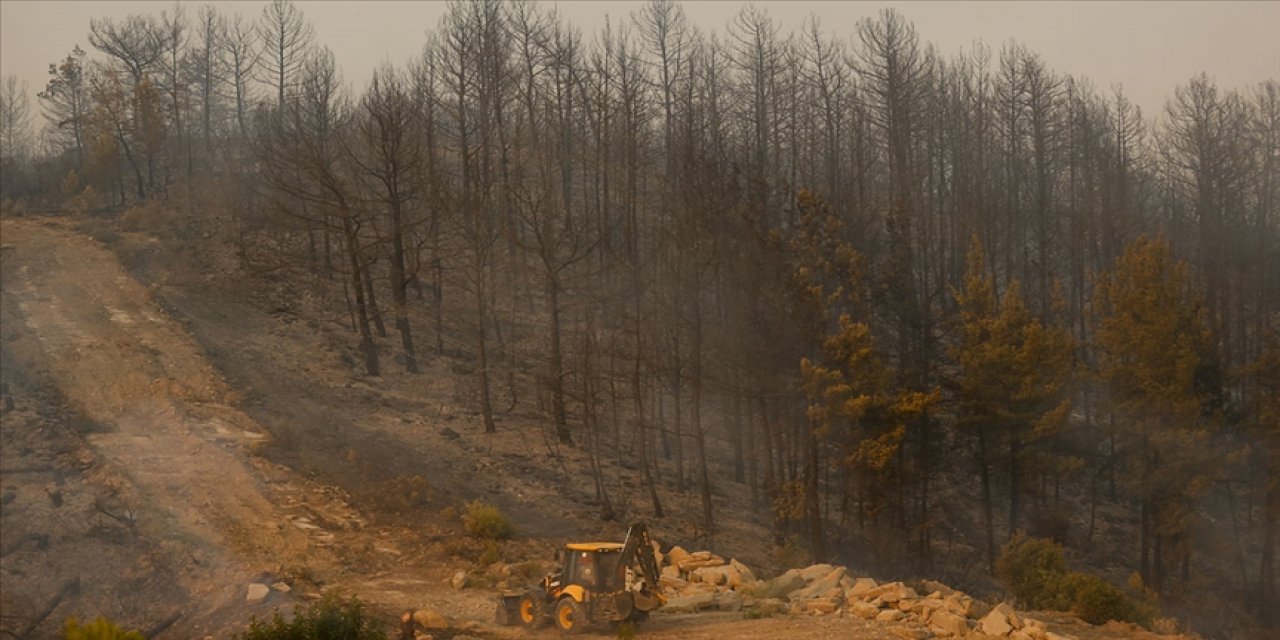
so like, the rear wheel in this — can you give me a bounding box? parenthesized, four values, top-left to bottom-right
(518, 593, 541, 628)
(555, 597, 586, 634)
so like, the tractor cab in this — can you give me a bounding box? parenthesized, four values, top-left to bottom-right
(561, 543, 624, 591)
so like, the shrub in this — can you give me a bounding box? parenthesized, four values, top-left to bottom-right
(462, 500, 514, 540)
(1064, 572, 1146, 626)
(236, 593, 386, 640)
(478, 540, 503, 565)
(995, 532, 1069, 610)
(64, 617, 145, 640)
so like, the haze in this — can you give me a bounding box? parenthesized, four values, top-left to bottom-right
(3, 0, 1278, 123)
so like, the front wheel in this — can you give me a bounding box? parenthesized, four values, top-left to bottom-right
(555, 597, 586, 634)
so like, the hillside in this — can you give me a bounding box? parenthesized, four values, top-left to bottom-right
(0, 208, 1221, 639)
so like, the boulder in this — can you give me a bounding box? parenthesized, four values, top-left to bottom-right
(876, 609, 905, 623)
(921, 580, 957, 596)
(942, 594, 974, 617)
(270, 582, 291, 593)
(449, 571, 468, 590)
(666, 546, 691, 569)
(412, 609, 449, 629)
(1010, 632, 1034, 640)
(680, 556, 727, 571)
(878, 583, 918, 604)
(661, 565, 682, 580)
(929, 610, 969, 638)
(899, 597, 944, 617)
(846, 577, 879, 599)
(729, 558, 756, 584)
(788, 566, 847, 601)
(849, 601, 880, 620)
(691, 564, 740, 586)
(761, 569, 806, 599)
(677, 581, 717, 597)
(798, 563, 836, 582)
(804, 597, 840, 614)
(663, 591, 716, 613)
(980, 603, 1019, 636)
(889, 627, 931, 640)
(246, 583, 269, 604)
(717, 590, 745, 611)
(749, 598, 786, 616)
(660, 575, 690, 592)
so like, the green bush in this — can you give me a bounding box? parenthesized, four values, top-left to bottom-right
(236, 593, 386, 640)
(462, 501, 514, 540)
(995, 532, 1069, 610)
(995, 533, 1153, 628)
(64, 617, 145, 640)
(1057, 572, 1154, 627)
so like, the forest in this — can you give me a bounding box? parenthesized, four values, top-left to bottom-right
(0, 0, 1276, 635)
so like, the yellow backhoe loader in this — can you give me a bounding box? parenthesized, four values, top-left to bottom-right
(496, 522, 664, 633)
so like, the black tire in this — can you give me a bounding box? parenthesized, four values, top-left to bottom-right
(518, 593, 543, 628)
(554, 597, 586, 634)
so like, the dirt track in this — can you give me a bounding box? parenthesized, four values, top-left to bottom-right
(1, 217, 368, 635)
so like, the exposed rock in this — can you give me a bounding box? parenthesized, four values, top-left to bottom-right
(761, 569, 806, 599)
(680, 555, 727, 571)
(661, 565, 681, 580)
(663, 591, 717, 613)
(666, 546, 691, 569)
(849, 600, 880, 620)
(798, 563, 836, 582)
(413, 609, 449, 629)
(899, 597, 944, 617)
(1010, 632, 1034, 640)
(413, 634, 433, 640)
(789, 566, 847, 601)
(876, 609, 905, 623)
(878, 583, 918, 604)
(270, 581, 291, 593)
(450, 570, 468, 590)
(980, 603, 1019, 636)
(804, 597, 841, 614)
(942, 594, 974, 617)
(889, 627, 931, 640)
(921, 580, 957, 596)
(729, 558, 756, 584)
(750, 598, 786, 616)
(246, 583, 269, 603)
(929, 610, 969, 638)
(717, 589, 745, 611)
(680, 581, 718, 596)
(691, 564, 740, 586)
(846, 577, 879, 599)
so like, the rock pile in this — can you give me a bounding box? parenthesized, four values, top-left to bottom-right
(658, 551, 1076, 640)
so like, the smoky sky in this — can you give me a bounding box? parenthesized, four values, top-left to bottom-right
(2, 1, 1277, 128)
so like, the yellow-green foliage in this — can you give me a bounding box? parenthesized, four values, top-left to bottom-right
(236, 593, 386, 640)
(64, 617, 145, 640)
(953, 236, 1075, 453)
(1061, 572, 1152, 626)
(463, 500, 514, 540)
(995, 533, 1070, 610)
(996, 534, 1153, 627)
